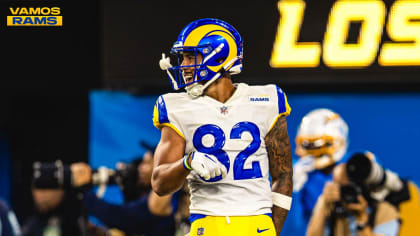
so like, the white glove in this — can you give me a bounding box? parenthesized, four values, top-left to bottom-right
(293, 156, 315, 192)
(159, 53, 173, 70)
(190, 151, 227, 180)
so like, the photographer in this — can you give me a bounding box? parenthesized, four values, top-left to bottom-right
(71, 149, 178, 236)
(306, 163, 400, 236)
(22, 162, 86, 236)
(344, 152, 420, 236)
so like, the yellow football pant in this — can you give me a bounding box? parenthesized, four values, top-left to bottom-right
(189, 215, 276, 236)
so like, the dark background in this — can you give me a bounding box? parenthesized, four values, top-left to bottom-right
(1, 0, 101, 220)
(1, 0, 419, 222)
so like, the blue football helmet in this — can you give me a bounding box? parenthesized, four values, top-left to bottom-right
(159, 18, 243, 98)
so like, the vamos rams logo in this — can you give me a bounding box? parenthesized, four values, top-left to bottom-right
(7, 7, 62, 26)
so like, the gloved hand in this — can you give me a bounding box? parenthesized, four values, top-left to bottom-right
(189, 151, 227, 180)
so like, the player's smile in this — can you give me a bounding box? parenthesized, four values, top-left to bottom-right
(181, 52, 202, 84)
(183, 70, 193, 84)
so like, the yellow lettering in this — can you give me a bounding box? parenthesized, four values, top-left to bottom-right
(379, 1, 420, 66)
(323, 0, 385, 68)
(28, 8, 41, 15)
(9, 8, 19, 15)
(51, 7, 60, 15)
(19, 7, 28, 15)
(270, 0, 321, 68)
(40, 7, 50, 15)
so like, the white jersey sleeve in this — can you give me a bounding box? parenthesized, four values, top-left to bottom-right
(152, 94, 186, 139)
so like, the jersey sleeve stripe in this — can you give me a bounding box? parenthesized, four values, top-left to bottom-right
(267, 86, 291, 133)
(158, 123, 186, 139)
(282, 92, 292, 116)
(152, 95, 169, 128)
(276, 85, 291, 116)
(158, 96, 170, 124)
(152, 96, 186, 139)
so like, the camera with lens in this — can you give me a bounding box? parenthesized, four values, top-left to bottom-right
(32, 160, 73, 189)
(32, 160, 139, 189)
(346, 152, 403, 190)
(32, 141, 155, 202)
(340, 183, 361, 203)
(332, 182, 362, 217)
(345, 151, 409, 205)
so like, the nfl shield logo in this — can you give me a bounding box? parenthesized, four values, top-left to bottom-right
(220, 106, 228, 115)
(197, 227, 205, 235)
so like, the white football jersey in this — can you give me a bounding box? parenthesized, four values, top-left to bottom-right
(153, 83, 291, 216)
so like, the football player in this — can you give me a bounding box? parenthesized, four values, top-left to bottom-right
(152, 18, 293, 236)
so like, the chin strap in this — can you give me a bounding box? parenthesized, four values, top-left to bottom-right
(186, 56, 240, 99)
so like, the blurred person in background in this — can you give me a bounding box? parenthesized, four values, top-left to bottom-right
(153, 18, 292, 236)
(71, 146, 185, 236)
(21, 188, 84, 236)
(0, 198, 21, 236)
(283, 108, 349, 235)
(306, 158, 400, 236)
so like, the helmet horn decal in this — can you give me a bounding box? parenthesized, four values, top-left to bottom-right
(206, 30, 237, 73)
(184, 24, 234, 46)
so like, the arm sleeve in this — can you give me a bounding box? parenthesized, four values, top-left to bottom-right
(152, 95, 185, 139)
(83, 191, 174, 235)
